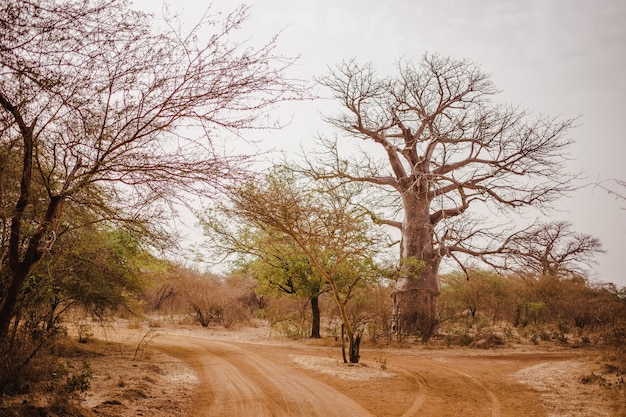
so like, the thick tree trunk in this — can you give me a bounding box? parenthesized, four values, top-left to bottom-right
(392, 288, 439, 341)
(310, 296, 321, 339)
(0, 265, 30, 338)
(392, 193, 441, 341)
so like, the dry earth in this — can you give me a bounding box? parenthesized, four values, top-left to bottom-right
(75, 318, 625, 417)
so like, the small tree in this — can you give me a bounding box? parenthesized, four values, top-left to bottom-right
(203, 167, 385, 362)
(243, 245, 327, 339)
(440, 269, 513, 326)
(176, 269, 258, 328)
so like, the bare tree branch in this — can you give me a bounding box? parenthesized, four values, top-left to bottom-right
(0, 0, 307, 336)
(308, 53, 583, 338)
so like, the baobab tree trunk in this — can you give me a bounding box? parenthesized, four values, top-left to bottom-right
(392, 195, 441, 342)
(392, 285, 439, 342)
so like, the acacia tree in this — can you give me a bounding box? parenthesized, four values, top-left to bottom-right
(240, 239, 328, 339)
(0, 0, 303, 337)
(203, 167, 384, 362)
(0, 222, 150, 393)
(312, 54, 578, 339)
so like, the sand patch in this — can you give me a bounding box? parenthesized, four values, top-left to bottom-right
(291, 355, 395, 381)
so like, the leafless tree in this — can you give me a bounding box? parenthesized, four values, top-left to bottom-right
(596, 178, 626, 210)
(310, 54, 579, 339)
(498, 221, 604, 279)
(0, 0, 305, 337)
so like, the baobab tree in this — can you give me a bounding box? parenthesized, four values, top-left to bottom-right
(0, 0, 304, 339)
(311, 54, 578, 339)
(499, 221, 604, 279)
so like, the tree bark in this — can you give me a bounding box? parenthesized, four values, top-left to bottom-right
(341, 324, 361, 363)
(310, 295, 321, 339)
(350, 332, 361, 363)
(392, 193, 441, 341)
(0, 196, 64, 338)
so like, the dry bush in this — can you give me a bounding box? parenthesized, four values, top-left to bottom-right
(0, 334, 96, 417)
(438, 269, 626, 349)
(167, 270, 259, 328)
(142, 265, 189, 315)
(315, 282, 394, 345)
(264, 295, 312, 338)
(469, 330, 507, 349)
(346, 284, 393, 344)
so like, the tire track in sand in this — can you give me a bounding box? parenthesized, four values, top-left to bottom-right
(155, 333, 374, 417)
(398, 369, 428, 417)
(393, 357, 501, 417)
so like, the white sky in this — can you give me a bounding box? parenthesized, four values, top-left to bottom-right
(132, 0, 626, 287)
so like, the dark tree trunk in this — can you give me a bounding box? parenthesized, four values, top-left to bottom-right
(0, 197, 63, 338)
(341, 324, 347, 363)
(0, 266, 30, 338)
(341, 323, 361, 363)
(310, 295, 321, 339)
(350, 333, 361, 363)
(192, 304, 209, 327)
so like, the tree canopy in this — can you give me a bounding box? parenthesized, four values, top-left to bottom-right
(308, 54, 581, 338)
(201, 167, 385, 361)
(0, 0, 304, 337)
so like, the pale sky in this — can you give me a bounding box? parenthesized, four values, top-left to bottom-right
(133, 0, 626, 287)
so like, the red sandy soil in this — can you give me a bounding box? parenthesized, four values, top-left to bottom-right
(79, 319, 625, 417)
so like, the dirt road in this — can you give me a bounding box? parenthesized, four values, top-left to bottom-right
(142, 327, 620, 417)
(156, 334, 373, 417)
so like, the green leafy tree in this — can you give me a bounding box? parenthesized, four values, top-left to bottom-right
(441, 270, 513, 326)
(0, 223, 150, 394)
(202, 167, 385, 362)
(243, 244, 327, 339)
(36, 227, 147, 319)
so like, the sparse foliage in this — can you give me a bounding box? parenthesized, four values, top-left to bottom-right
(439, 268, 626, 347)
(596, 178, 626, 210)
(498, 221, 604, 279)
(241, 245, 328, 338)
(311, 54, 580, 339)
(0, 0, 304, 338)
(177, 269, 258, 328)
(202, 167, 385, 362)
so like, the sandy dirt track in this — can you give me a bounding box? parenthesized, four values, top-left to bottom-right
(90, 322, 624, 417)
(156, 334, 373, 416)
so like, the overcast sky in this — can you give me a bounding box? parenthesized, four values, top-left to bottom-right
(133, 0, 625, 286)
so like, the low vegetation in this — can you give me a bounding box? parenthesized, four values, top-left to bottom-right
(1, 259, 625, 416)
